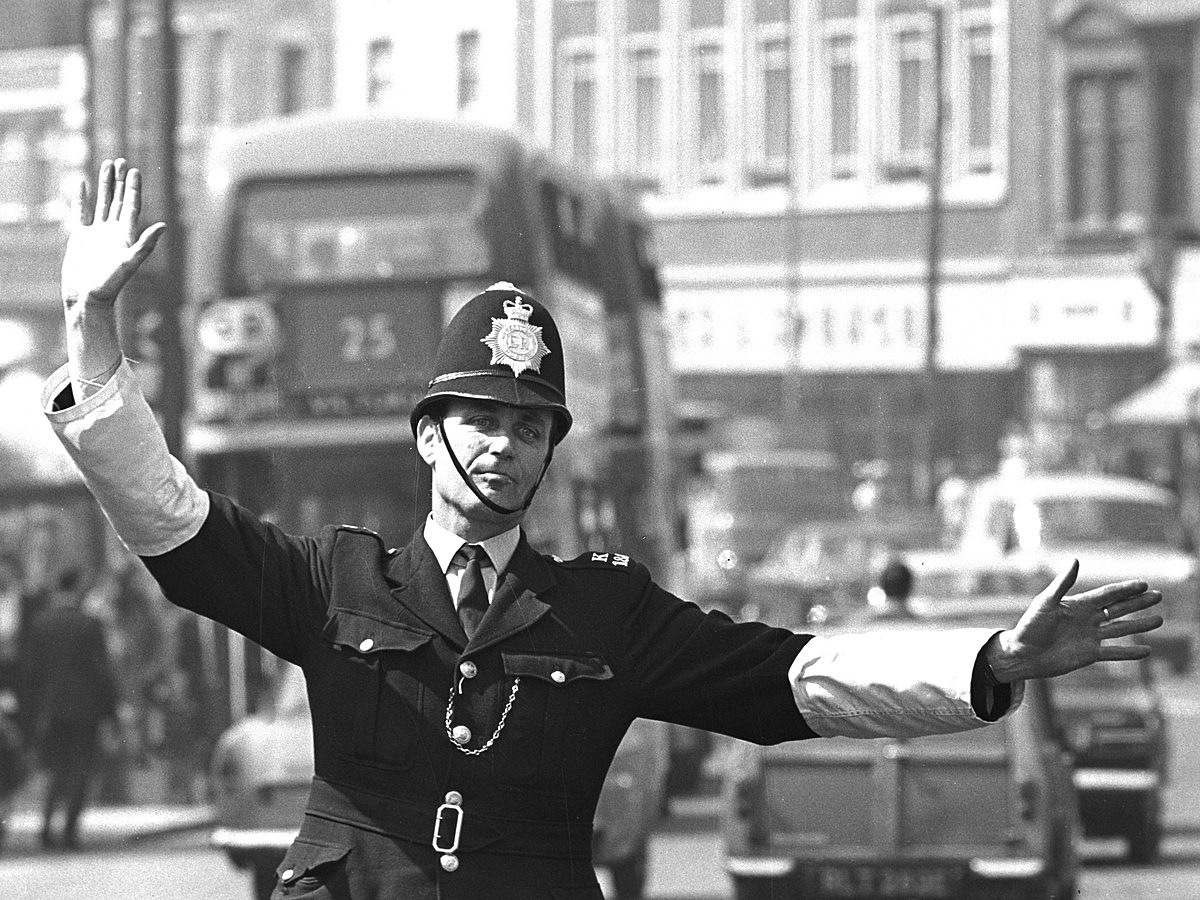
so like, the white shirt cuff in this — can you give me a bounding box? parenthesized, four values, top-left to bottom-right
(41, 361, 209, 556)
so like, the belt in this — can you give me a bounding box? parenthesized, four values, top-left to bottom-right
(304, 776, 595, 860)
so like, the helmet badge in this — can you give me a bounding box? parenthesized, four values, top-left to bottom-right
(481, 295, 551, 377)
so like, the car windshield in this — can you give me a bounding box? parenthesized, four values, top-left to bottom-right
(1034, 498, 1178, 547)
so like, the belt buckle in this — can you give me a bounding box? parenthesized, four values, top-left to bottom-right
(432, 797, 464, 855)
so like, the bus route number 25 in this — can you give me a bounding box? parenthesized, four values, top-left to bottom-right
(339, 313, 398, 363)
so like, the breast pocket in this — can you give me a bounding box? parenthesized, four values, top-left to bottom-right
(496, 651, 614, 795)
(321, 611, 433, 771)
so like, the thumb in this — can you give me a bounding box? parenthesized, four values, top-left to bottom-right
(1038, 558, 1079, 604)
(129, 222, 167, 265)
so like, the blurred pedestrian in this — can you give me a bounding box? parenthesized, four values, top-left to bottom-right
(37, 158, 1165, 897)
(864, 558, 919, 622)
(24, 568, 118, 850)
(0, 688, 30, 852)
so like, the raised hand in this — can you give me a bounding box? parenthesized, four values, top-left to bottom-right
(62, 158, 166, 307)
(988, 559, 1163, 682)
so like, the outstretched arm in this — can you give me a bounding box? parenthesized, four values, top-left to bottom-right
(62, 158, 165, 402)
(985, 559, 1163, 682)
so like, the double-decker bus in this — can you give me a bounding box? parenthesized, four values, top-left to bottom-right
(185, 113, 678, 721)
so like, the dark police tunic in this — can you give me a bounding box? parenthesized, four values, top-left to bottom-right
(45, 362, 1010, 899)
(143, 491, 816, 899)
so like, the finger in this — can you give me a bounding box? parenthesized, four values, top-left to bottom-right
(1038, 558, 1079, 603)
(110, 158, 128, 221)
(122, 168, 143, 236)
(73, 175, 92, 227)
(1101, 614, 1164, 639)
(1096, 642, 1153, 662)
(1079, 580, 1153, 611)
(1100, 590, 1162, 621)
(95, 159, 115, 222)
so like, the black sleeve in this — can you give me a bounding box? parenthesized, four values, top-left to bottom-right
(620, 565, 819, 745)
(970, 644, 1013, 721)
(140, 490, 329, 666)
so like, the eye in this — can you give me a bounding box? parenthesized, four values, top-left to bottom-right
(465, 414, 495, 431)
(516, 423, 543, 443)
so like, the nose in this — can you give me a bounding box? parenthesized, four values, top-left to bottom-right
(484, 426, 516, 457)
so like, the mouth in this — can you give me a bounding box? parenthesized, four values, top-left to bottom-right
(473, 471, 517, 489)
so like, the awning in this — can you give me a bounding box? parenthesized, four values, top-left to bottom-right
(1107, 361, 1200, 426)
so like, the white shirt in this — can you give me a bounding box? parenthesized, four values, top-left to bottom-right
(422, 515, 520, 609)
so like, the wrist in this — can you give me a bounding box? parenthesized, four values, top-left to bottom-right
(983, 631, 1023, 684)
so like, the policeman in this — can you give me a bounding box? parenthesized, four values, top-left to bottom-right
(42, 160, 1163, 899)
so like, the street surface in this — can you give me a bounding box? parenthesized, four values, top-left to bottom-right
(0, 660, 1198, 900)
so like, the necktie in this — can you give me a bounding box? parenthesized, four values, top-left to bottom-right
(456, 545, 491, 639)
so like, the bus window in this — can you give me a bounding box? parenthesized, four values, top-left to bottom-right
(540, 181, 600, 288)
(232, 173, 483, 290)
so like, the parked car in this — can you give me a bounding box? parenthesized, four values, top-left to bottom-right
(1046, 656, 1168, 864)
(932, 472, 1198, 673)
(210, 663, 669, 900)
(721, 675, 1080, 900)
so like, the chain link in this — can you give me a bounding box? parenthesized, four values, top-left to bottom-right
(445, 677, 521, 756)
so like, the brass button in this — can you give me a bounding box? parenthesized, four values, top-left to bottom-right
(551, 670, 566, 684)
(445, 790, 463, 806)
(452, 725, 472, 745)
(358, 638, 374, 652)
(281, 869, 295, 881)
(440, 853, 459, 872)
(459, 660, 478, 679)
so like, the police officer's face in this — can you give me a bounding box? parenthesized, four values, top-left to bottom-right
(418, 398, 553, 528)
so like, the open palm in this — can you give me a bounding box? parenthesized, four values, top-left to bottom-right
(996, 559, 1163, 681)
(62, 158, 165, 306)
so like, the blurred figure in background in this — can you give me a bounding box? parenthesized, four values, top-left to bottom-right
(864, 558, 919, 622)
(23, 568, 118, 850)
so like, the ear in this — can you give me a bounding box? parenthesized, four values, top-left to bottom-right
(416, 414, 441, 466)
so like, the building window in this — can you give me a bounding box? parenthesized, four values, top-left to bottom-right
(627, 0, 660, 32)
(278, 44, 309, 116)
(692, 43, 726, 181)
(208, 31, 233, 126)
(563, 51, 597, 169)
(367, 38, 394, 107)
(628, 47, 662, 182)
(881, 22, 932, 181)
(963, 23, 994, 173)
(457, 30, 480, 110)
(690, 0, 725, 29)
(1067, 71, 1140, 232)
(750, 38, 790, 181)
(827, 34, 858, 178)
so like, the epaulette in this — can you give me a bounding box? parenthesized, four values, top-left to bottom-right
(550, 550, 636, 570)
(335, 524, 385, 543)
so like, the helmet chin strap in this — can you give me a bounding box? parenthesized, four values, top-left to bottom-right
(437, 418, 554, 516)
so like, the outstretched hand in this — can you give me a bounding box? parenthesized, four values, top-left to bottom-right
(988, 559, 1163, 682)
(62, 158, 166, 307)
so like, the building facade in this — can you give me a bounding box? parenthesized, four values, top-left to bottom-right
(335, 0, 1200, 499)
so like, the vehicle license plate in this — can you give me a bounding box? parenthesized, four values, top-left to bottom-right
(806, 862, 961, 898)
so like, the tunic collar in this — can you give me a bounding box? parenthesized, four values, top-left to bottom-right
(422, 515, 520, 577)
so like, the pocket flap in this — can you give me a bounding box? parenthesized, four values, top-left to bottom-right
(503, 652, 613, 684)
(277, 838, 351, 881)
(322, 611, 432, 654)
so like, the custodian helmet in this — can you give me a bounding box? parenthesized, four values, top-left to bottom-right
(410, 282, 573, 443)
